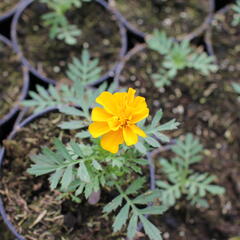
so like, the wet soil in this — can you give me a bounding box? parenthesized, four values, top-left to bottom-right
(111, 0, 209, 37)
(0, 40, 23, 120)
(0, 112, 125, 240)
(16, 1, 122, 83)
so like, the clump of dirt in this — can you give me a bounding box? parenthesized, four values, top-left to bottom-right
(111, 0, 209, 37)
(0, 40, 23, 119)
(0, 112, 125, 240)
(17, 1, 123, 83)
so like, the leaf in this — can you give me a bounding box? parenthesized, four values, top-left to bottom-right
(49, 169, 64, 190)
(113, 204, 130, 232)
(54, 138, 72, 162)
(133, 190, 161, 204)
(232, 82, 240, 94)
(61, 165, 73, 189)
(140, 215, 162, 240)
(135, 142, 147, 154)
(145, 137, 161, 148)
(58, 120, 86, 129)
(127, 215, 138, 240)
(103, 195, 123, 214)
(92, 160, 102, 170)
(126, 177, 146, 195)
(75, 131, 91, 139)
(205, 185, 225, 195)
(151, 109, 163, 127)
(140, 206, 167, 215)
(77, 162, 91, 183)
(58, 106, 85, 116)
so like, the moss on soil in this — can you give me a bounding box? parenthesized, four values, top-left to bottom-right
(17, 1, 122, 83)
(112, 0, 209, 37)
(0, 0, 18, 15)
(0, 112, 125, 240)
(0, 41, 23, 119)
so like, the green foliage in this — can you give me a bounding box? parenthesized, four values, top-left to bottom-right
(40, 0, 91, 44)
(156, 134, 225, 208)
(103, 179, 166, 240)
(232, 0, 240, 26)
(66, 49, 102, 85)
(27, 138, 148, 200)
(135, 109, 180, 154)
(232, 82, 240, 95)
(146, 30, 218, 87)
(22, 49, 106, 114)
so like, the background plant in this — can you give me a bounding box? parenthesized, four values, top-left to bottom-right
(232, 0, 240, 26)
(40, 0, 91, 44)
(23, 49, 103, 113)
(146, 30, 218, 88)
(156, 134, 225, 208)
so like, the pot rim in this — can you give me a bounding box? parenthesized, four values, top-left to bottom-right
(10, 0, 128, 86)
(0, 34, 29, 127)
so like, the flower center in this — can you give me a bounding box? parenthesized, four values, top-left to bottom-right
(108, 115, 132, 131)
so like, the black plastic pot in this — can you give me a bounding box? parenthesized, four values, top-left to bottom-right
(11, 0, 127, 85)
(0, 34, 29, 139)
(0, 0, 21, 22)
(0, 107, 155, 240)
(108, 0, 214, 40)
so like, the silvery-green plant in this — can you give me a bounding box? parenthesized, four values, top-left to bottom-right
(157, 134, 225, 208)
(146, 30, 218, 88)
(40, 0, 92, 44)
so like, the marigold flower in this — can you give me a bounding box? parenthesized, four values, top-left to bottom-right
(88, 88, 149, 153)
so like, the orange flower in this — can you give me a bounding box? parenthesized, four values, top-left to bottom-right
(88, 88, 149, 153)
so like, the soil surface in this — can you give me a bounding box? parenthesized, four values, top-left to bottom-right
(0, 40, 23, 120)
(118, 8, 240, 240)
(0, 112, 126, 240)
(111, 0, 209, 37)
(0, 0, 18, 15)
(16, 1, 122, 83)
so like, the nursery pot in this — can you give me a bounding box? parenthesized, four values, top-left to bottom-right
(0, 34, 29, 139)
(108, 0, 211, 39)
(0, 107, 155, 240)
(11, 0, 127, 85)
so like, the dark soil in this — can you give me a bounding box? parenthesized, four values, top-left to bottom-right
(0, 0, 18, 15)
(118, 8, 240, 240)
(16, 1, 122, 83)
(0, 40, 23, 119)
(0, 112, 125, 240)
(111, 0, 209, 37)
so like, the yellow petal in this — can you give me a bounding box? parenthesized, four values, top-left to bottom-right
(88, 122, 110, 138)
(91, 107, 113, 122)
(123, 126, 138, 146)
(131, 108, 149, 123)
(127, 88, 136, 103)
(96, 92, 117, 115)
(101, 129, 124, 154)
(130, 124, 147, 137)
(132, 96, 148, 112)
